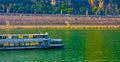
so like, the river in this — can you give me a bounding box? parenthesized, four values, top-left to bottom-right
(0, 28, 120, 62)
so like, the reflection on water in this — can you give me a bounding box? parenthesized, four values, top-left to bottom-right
(85, 30, 104, 61)
(0, 29, 120, 62)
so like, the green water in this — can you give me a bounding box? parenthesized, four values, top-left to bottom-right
(0, 28, 120, 62)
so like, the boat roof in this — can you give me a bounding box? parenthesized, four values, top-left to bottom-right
(0, 33, 48, 36)
(0, 39, 45, 42)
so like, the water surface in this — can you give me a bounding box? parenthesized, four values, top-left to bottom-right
(0, 28, 120, 62)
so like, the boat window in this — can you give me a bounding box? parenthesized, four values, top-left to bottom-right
(19, 42, 25, 46)
(33, 35, 41, 38)
(23, 36, 28, 38)
(14, 42, 19, 47)
(39, 35, 45, 38)
(43, 36, 45, 38)
(34, 42, 40, 46)
(0, 36, 7, 39)
(33, 35, 37, 38)
(9, 43, 14, 47)
(42, 35, 48, 38)
(45, 36, 48, 39)
(28, 35, 33, 38)
(7, 36, 12, 39)
(38, 35, 43, 38)
(19, 35, 23, 39)
(44, 40, 49, 46)
(24, 42, 29, 46)
(0, 43, 3, 47)
(12, 36, 18, 39)
(29, 42, 35, 46)
(0, 36, 2, 39)
(38, 35, 41, 38)
(3, 42, 9, 47)
(50, 41, 60, 44)
(58, 41, 62, 44)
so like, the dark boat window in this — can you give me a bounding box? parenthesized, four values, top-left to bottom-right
(0, 43, 3, 47)
(42, 35, 47, 38)
(50, 41, 61, 44)
(3, 36, 7, 39)
(43, 36, 45, 38)
(43, 35, 48, 39)
(0, 36, 6, 39)
(0, 36, 2, 39)
(23, 36, 28, 39)
(14, 42, 19, 47)
(12, 36, 18, 39)
(33, 35, 37, 38)
(19, 42, 25, 46)
(59, 41, 62, 44)
(44, 40, 49, 46)
(38, 35, 41, 38)
(45, 36, 48, 39)
(39, 35, 45, 38)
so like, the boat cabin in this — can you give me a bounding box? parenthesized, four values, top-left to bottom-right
(0, 33, 64, 50)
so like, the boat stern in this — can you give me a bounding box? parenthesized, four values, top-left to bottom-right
(49, 39, 64, 48)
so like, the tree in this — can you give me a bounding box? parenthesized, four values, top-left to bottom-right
(80, 7, 86, 15)
(88, 0, 95, 7)
(0, 0, 120, 15)
(7, 3, 13, 13)
(59, 3, 73, 14)
(92, 6, 98, 13)
(118, 8, 120, 14)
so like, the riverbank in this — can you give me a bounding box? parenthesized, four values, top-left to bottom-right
(1, 25, 120, 29)
(0, 14, 120, 30)
(0, 14, 120, 25)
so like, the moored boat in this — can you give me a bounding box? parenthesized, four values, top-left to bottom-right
(0, 33, 64, 50)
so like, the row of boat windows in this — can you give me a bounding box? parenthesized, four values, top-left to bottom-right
(0, 35, 47, 39)
(50, 41, 62, 44)
(0, 42, 40, 47)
